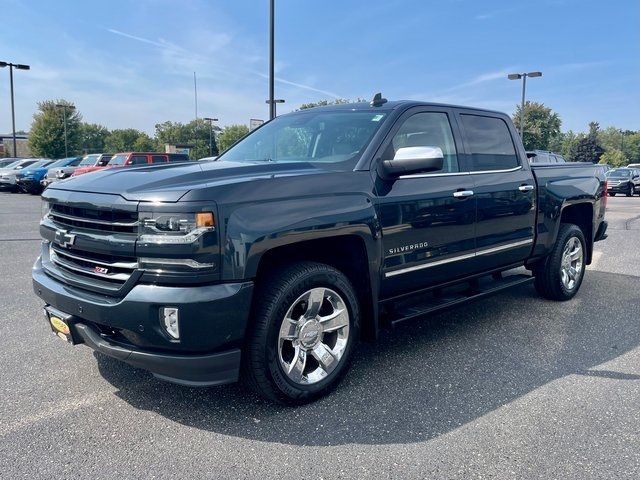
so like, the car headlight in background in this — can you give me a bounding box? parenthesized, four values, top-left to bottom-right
(138, 211, 215, 244)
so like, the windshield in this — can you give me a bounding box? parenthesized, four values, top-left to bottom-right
(108, 154, 128, 165)
(79, 154, 99, 166)
(44, 159, 68, 169)
(219, 110, 388, 166)
(2, 160, 23, 169)
(608, 169, 631, 177)
(29, 160, 52, 169)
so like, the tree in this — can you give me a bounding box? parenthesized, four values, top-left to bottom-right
(570, 122, 605, 163)
(105, 128, 155, 153)
(80, 123, 110, 154)
(29, 99, 82, 158)
(599, 149, 627, 168)
(154, 119, 217, 159)
(218, 124, 250, 152)
(512, 101, 562, 151)
(298, 98, 351, 110)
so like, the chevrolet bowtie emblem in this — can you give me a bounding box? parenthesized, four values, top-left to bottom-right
(54, 229, 76, 248)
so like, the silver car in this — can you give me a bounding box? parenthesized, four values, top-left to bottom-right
(0, 159, 52, 191)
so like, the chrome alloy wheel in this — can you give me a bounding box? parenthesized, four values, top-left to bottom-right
(560, 236, 583, 290)
(277, 287, 350, 385)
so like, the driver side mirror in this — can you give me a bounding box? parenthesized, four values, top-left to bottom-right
(379, 146, 444, 180)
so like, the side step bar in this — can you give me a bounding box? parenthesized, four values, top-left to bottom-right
(388, 273, 534, 327)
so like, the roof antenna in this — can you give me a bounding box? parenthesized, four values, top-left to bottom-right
(370, 92, 388, 107)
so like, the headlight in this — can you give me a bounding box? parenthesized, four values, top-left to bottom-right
(138, 211, 215, 244)
(41, 200, 51, 220)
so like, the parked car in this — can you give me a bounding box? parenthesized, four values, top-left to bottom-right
(0, 159, 52, 192)
(43, 154, 111, 187)
(627, 163, 640, 169)
(16, 157, 82, 194)
(527, 150, 567, 164)
(0, 157, 24, 169)
(71, 152, 189, 177)
(606, 168, 640, 196)
(34, 98, 607, 404)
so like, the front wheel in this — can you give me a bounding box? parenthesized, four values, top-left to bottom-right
(609, 192, 616, 196)
(242, 262, 359, 404)
(534, 224, 586, 301)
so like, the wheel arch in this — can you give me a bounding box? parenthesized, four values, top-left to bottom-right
(560, 202, 594, 264)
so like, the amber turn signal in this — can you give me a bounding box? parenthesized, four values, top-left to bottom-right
(196, 212, 215, 228)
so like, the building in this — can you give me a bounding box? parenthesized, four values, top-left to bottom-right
(0, 133, 31, 157)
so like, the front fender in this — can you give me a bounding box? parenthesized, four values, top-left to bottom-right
(221, 194, 380, 280)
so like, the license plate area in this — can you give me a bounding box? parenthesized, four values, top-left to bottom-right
(44, 306, 79, 344)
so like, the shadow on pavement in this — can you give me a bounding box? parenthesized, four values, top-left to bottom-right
(95, 270, 640, 446)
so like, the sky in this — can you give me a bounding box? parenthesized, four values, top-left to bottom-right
(0, 0, 638, 135)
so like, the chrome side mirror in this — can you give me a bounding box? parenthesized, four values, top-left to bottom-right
(379, 146, 444, 179)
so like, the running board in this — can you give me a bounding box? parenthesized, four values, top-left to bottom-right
(389, 273, 534, 327)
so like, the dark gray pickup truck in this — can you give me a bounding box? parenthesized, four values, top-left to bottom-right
(33, 98, 607, 404)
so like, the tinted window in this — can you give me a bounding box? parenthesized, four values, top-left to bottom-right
(151, 155, 167, 164)
(168, 154, 189, 163)
(387, 112, 458, 173)
(460, 115, 519, 171)
(130, 155, 148, 165)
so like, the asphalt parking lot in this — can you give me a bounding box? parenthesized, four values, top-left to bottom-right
(1, 192, 639, 479)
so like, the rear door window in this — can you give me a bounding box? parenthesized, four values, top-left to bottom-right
(460, 115, 519, 171)
(130, 155, 148, 165)
(151, 155, 167, 164)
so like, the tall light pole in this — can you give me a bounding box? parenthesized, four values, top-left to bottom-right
(508, 71, 542, 138)
(265, 98, 285, 117)
(0, 61, 30, 157)
(56, 104, 75, 158)
(204, 117, 218, 157)
(267, 0, 275, 120)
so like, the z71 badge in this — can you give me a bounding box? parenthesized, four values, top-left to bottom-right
(388, 241, 429, 255)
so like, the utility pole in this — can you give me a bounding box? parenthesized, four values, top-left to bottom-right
(204, 117, 218, 157)
(194, 72, 198, 122)
(56, 104, 75, 157)
(507, 71, 542, 138)
(0, 61, 30, 156)
(268, 0, 275, 119)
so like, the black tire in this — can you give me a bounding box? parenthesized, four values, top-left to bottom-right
(533, 223, 586, 301)
(609, 193, 616, 196)
(626, 185, 634, 197)
(242, 261, 360, 405)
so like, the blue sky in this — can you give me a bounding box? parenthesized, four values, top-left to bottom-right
(1, 0, 638, 134)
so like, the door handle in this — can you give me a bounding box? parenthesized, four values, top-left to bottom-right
(518, 184, 535, 192)
(453, 190, 474, 198)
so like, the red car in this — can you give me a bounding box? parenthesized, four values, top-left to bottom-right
(71, 152, 190, 177)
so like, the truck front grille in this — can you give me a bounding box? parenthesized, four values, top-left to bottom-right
(49, 243, 138, 285)
(49, 203, 138, 233)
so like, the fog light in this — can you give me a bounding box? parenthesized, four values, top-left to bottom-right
(162, 307, 180, 339)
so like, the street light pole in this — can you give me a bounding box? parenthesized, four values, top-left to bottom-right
(0, 61, 30, 157)
(508, 71, 542, 138)
(204, 117, 218, 157)
(268, 0, 275, 120)
(265, 99, 285, 118)
(56, 104, 75, 158)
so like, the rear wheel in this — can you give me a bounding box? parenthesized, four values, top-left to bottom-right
(534, 223, 586, 301)
(242, 262, 359, 404)
(609, 192, 616, 196)
(627, 185, 634, 197)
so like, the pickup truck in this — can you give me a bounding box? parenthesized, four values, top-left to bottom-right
(33, 98, 607, 404)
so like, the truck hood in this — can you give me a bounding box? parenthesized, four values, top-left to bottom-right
(47, 160, 326, 202)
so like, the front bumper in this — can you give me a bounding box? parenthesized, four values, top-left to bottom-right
(16, 178, 41, 191)
(607, 184, 631, 193)
(33, 256, 253, 386)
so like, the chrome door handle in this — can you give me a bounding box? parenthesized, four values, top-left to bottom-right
(519, 184, 535, 192)
(453, 190, 474, 198)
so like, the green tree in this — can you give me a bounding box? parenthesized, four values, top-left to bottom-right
(80, 123, 110, 154)
(298, 98, 351, 110)
(105, 128, 156, 153)
(217, 124, 250, 152)
(599, 149, 627, 168)
(29, 99, 82, 158)
(154, 119, 217, 159)
(570, 122, 605, 163)
(512, 101, 562, 151)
